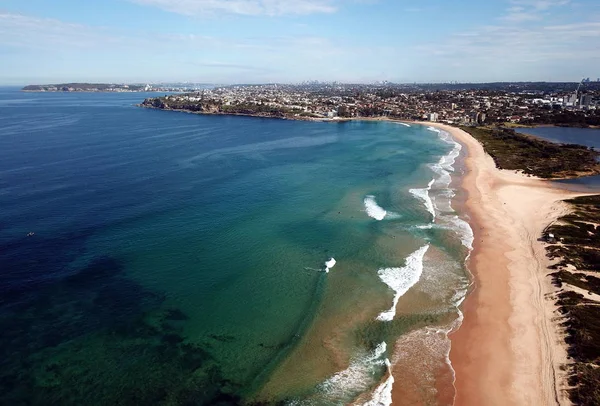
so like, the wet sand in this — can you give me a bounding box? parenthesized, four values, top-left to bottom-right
(423, 123, 574, 406)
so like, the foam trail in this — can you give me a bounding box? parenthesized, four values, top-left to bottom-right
(364, 195, 387, 221)
(362, 359, 394, 406)
(409, 179, 436, 220)
(377, 245, 430, 321)
(398, 123, 411, 127)
(430, 129, 462, 189)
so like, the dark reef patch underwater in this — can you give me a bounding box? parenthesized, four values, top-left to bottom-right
(0, 234, 252, 405)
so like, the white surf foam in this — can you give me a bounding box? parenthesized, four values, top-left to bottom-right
(364, 195, 387, 221)
(319, 342, 388, 401)
(452, 215, 474, 250)
(398, 123, 411, 127)
(365, 126, 473, 406)
(362, 358, 394, 406)
(376, 245, 430, 322)
(428, 129, 462, 190)
(409, 179, 436, 221)
(325, 258, 336, 273)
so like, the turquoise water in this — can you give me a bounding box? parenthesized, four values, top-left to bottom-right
(0, 88, 471, 405)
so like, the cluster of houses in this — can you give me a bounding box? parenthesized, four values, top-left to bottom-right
(160, 83, 599, 124)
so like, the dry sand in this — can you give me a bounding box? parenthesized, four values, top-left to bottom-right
(416, 123, 575, 406)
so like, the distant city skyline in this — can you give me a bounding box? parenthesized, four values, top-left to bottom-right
(1, 0, 600, 85)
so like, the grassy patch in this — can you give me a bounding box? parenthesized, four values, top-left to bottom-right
(544, 195, 600, 404)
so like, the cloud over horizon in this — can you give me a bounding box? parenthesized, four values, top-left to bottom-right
(128, 0, 338, 16)
(1, 0, 599, 84)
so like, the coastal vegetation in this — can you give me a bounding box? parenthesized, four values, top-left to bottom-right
(523, 110, 600, 128)
(143, 96, 305, 119)
(460, 126, 600, 178)
(544, 195, 600, 405)
(461, 125, 600, 404)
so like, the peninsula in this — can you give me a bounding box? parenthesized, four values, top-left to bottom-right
(22, 83, 207, 93)
(139, 82, 600, 127)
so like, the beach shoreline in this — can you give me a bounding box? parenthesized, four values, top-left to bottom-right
(418, 122, 576, 406)
(137, 103, 583, 404)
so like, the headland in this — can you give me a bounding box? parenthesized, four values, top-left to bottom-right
(138, 82, 600, 127)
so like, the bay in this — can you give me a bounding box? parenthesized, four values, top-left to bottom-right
(0, 88, 470, 405)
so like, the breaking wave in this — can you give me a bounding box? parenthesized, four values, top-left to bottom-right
(369, 127, 474, 404)
(409, 179, 436, 221)
(376, 245, 430, 322)
(361, 358, 394, 406)
(364, 195, 387, 220)
(318, 342, 389, 403)
(364, 196, 399, 221)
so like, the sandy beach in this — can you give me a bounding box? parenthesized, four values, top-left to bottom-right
(407, 123, 576, 406)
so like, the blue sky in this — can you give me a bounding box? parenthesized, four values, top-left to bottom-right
(1, 0, 599, 84)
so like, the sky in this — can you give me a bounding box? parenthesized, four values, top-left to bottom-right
(1, 0, 600, 84)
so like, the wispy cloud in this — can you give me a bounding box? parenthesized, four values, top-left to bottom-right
(127, 0, 338, 16)
(0, 12, 114, 49)
(501, 0, 570, 22)
(422, 24, 598, 59)
(0, 10, 355, 83)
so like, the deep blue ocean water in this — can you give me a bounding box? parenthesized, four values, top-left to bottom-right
(0, 88, 470, 405)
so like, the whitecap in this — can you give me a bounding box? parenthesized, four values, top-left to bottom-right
(377, 245, 430, 322)
(325, 258, 336, 273)
(364, 195, 387, 221)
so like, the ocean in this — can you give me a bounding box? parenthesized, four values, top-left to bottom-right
(517, 126, 600, 149)
(0, 88, 472, 405)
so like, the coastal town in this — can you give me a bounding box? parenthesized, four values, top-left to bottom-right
(141, 81, 600, 127)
